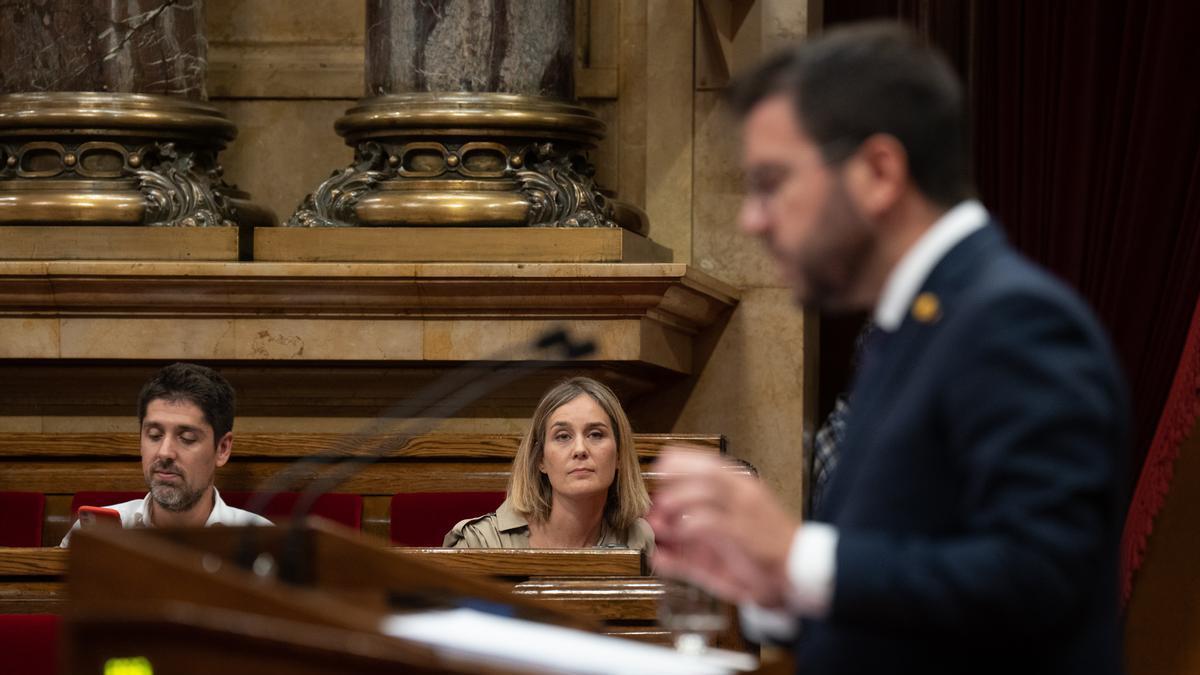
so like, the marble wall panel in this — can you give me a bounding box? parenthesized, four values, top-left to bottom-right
(0, 417, 42, 432)
(0, 319, 59, 358)
(59, 318, 238, 360)
(615, 0, 647, 211)
(644, 0, 696, 263)
(632, 287, 814, 515)
(211, 100, 353, 226)
(421, 319, 641, 363)
(668, 3, 818, 513)
(233, 319, 423, 360)
(691, 90, 783, 289)
(207, 0, 365, 44)
(761, 0, 814, 51)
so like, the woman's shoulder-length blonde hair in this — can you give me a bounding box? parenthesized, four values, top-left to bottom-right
(508, 376, 651, 532)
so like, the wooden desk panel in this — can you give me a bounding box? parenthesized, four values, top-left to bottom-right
(0, 547, 642, 611)
(514, 577, 662, 620)
(396, 548, 645, 577)
(0, 547, 66, 575)
(0, 548, 641, 582)
(0, 546, 748, 652)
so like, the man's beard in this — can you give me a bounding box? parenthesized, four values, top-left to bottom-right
(146, 459, 205, 512)
(794, 176, 875, 312)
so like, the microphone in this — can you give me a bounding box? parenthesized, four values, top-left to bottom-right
(235, 327, 596, 583)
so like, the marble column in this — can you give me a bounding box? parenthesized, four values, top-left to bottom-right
(0, 0, 273, 233)
(365, 0, 574, 99)
(290, 0, 636, 232)
(0, 0, 207, 98)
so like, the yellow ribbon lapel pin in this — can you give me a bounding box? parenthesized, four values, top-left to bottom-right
(911, 292, 942, 324)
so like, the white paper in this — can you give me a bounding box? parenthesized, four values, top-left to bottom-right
(380, 608, 758, 675)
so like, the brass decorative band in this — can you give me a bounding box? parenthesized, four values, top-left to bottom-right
(334, 93, 606, 146)
(0, 93, 271, 230)
(288, 93, 636, 231)
(0, 93, 237, 145)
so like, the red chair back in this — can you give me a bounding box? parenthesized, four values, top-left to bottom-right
(0, 614, 59, 675)
(68, 491, 143, 520)
(68, 491, 363, 530)
(223, 492, 364, 530)
(0, 492, 45, 547)
(390, 491, 506, 546)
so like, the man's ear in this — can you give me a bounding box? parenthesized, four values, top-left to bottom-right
(844, 133, 909, 218)
(215, 432, 233, 468)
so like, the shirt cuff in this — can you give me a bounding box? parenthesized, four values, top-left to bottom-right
(784, 522, 838, 618)
(738, 602, 798, 643)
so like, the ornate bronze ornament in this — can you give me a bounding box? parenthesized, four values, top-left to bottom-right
(288, 93, 637, 231)
(0, 93, 272, 228)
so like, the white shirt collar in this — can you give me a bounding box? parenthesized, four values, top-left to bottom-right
(873, 200, 988, 331)
(135, 486, 230, 527)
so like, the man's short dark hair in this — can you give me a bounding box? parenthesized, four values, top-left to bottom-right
(137, 363, 235, 441)
(728, 21, 971, 207)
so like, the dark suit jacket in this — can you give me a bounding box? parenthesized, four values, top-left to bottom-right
(799, 224, 1128, 674)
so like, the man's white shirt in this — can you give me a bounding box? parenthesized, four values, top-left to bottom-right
(59, 486, 272, 547)
(741, 200, 988, 641)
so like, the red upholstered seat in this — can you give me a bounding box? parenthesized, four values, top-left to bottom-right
(0, 614, 60, 675)
(0, 492, 45, 547)
(390, 491, 506, 546)
(223, 492, 363, 529)
(69, 491, 143, 519)
(69, 491, 363, 529)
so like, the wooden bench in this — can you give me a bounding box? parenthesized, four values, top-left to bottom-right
(0, 432, 725, 545)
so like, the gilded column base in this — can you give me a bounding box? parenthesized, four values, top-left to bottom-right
(287, 93, 642, 232)
(0, 93, 273, 229)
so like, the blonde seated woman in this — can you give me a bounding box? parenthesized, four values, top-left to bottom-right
(443, 377, 654, 554)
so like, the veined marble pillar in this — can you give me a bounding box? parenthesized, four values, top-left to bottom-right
(289, 0, 636, 232)
(364, 1, 574, 98)
(0, 0, 272, 229)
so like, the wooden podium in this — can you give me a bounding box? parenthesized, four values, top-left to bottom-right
(63, 520, 781, 675)
(65, 519, 599, 675)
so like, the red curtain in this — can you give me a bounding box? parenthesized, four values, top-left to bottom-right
(970, 0, 1200, 486)
(1121, 296, 1200, 602)
(823, 0, 1200, 491)
(823, 0, 1200, 602)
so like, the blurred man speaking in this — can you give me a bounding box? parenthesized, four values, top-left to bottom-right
(649, 23, 1127, 675)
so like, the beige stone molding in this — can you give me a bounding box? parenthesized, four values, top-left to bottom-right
(0, 226, 248, 261)
(0, 262, 738, 374)
(254, 227, 669, 263)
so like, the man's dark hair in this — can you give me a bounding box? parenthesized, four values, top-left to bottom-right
(728, 21, 971, 206)
(137, 363, 235, 441)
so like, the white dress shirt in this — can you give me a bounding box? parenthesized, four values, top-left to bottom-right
(60, 486, 272, 547)
(741, 200, 989, 641)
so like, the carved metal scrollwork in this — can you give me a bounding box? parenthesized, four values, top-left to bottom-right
(517, 143, 616, 228)
(136, 142, 237, 228)
(287, 142, 390, 227)
(0, 143, 16, 179)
